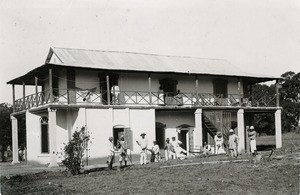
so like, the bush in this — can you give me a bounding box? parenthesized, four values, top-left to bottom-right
(61, 126, 90, 175)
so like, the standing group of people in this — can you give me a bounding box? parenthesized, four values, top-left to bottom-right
(106, 126, 257, 170)
(203, 125, 257, 159)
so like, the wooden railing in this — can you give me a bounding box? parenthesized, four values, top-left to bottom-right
(13, 88, 278, 112)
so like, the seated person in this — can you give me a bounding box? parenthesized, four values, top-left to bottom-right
(203, 142, 212, 157)
(175, 90, 183, 105)
(175, 141, 187, 160)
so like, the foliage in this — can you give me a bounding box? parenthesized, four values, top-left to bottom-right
(61, 126, 90, 175)
(0, 103, 13, 161)
(253, 71, 300, 133)
(254, 113, 275, 135)
(279, 71, 300, 131)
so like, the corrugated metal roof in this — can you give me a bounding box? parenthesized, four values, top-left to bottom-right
(49, 47, 278, 79)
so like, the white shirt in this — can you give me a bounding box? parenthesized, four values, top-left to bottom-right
(138, 137, 148, 150)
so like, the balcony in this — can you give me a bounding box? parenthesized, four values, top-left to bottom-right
(13, 88, 278, 112)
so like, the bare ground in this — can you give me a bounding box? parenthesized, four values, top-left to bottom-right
(1, 133, 300, 195)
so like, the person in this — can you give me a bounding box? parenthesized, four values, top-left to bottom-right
(170, 137, 178, 159)
(174, 141, 187, 160)
(164, 138, 172, 161)
(107, 136, 115, 170)
(214, 131, 225, 154)
(175, 90, 183, 105)
(158, 86, 165, 105)
(150, 141, 160, 162)
(248, 126, 257, 156)
(228, 129, 239, 159)
(203, 142, 212, 157)
(116, 135, 128, 167)
(136, 133, 148, 165)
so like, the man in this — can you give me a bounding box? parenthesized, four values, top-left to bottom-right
(214, 131, 225, 154)
(248, 126, 257, 156)
(228, 129, 239, 159)
(150, 141, 160, 162)
(107, 136, 115, 170)
(117, 135, 128, 167)
(136, 133, 148, 165)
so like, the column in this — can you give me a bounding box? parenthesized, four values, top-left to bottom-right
(106, 75, 110, 105)
(12, 84, 15, 112)
(237, 109, 245, 153)
(276, 80, 280, 107)
(148, 73, 152, 105)
(194, 109, 203, 147)
(35, 77, 39, 107)
(49, 69, 53, 103)
(23, 82, 26, 109)
(195, 76, 199, 104)
(238, 78, 242, 106)
(48, 108, 58, 167)
(275, 109, 282, 148)
(11, 116, 20, 164)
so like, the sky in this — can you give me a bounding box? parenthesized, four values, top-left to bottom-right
(0, 0, 300, 104)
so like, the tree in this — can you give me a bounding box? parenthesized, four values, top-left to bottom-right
(252, 84, 275, 135)
(0, 103, 13, 162)
(279, 71, 300, 131)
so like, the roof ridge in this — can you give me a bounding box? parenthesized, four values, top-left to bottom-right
(51, 47, 228, 61)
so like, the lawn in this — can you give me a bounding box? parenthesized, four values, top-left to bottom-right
(1, 133, 300, 195)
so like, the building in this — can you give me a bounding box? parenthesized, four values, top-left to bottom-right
(7, 47, 282, 166)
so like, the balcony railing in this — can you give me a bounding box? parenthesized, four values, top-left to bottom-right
(13, 88, 277, 112)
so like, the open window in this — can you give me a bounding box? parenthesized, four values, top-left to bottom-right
(40, 116, 49, 153)
(213, 79, 228, 98)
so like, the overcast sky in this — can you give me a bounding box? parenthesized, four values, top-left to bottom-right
(1, 0, 300, 104)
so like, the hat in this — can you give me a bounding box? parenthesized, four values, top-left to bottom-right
(140, 133, 146, 136)
(250, 126, 254, 130)
(178, 141, 182, 145)
(229, 129, 234, 133)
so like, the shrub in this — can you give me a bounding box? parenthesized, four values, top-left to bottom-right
(61, 126, 90, 175)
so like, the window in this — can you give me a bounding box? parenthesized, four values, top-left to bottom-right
(213, 79, 228, 98)
(41, 116, 49, 153)
(159, 78, 178, 97)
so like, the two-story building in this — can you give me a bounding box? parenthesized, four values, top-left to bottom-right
(7, 47, 282, 166)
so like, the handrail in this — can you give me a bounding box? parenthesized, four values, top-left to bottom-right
(13, 88, 279, 112)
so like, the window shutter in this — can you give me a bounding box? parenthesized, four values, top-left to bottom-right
(124, 128, 133, 151)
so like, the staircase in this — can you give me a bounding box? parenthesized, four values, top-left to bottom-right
(202, 111, 231, 146)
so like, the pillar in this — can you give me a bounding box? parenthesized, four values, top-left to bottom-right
(276, 80, 280, 107)
(35, 77, 38, 106)
(49, 69, 53, 103)
(237, 109, 245, 153)
(194, 109, 203, 147)
(11, 116, 20, 164)
(275, 109, 282, 148)
(48, 108, 58, 167)
(12, 84, 16, 112)
(148, 73, 152, 104)
(106, 75, 110, 105)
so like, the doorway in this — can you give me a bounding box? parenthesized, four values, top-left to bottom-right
(155, 122, 166, 149)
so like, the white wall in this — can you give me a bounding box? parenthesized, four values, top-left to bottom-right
(156, 110, 195, 141)
(26, 111, 50, 164)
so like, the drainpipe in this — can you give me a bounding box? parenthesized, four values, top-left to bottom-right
(148, 73, 152, 105)
(23, 82, 26, 110)
(35, 77, 38, 107)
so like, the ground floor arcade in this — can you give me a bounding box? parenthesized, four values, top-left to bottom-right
(10, 106, 282, 166)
